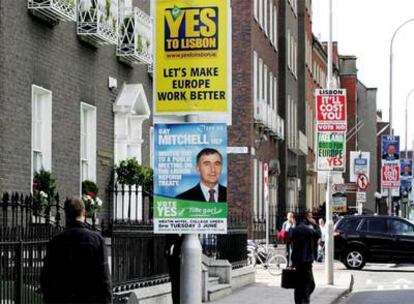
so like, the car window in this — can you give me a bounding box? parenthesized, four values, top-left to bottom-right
(336, 218, 361, 232)
(359, 218, 387, 233)
(389, 220, 414, 236)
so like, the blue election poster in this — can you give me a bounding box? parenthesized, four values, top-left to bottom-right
(154, 123, 228, 234)
(401, 159, 413, 177)
(382, 135, 400, 160)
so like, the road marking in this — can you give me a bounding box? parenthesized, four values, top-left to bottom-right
(366, 279, 372, 285)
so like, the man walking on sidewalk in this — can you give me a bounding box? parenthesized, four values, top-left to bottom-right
(290, 212, 321, 304)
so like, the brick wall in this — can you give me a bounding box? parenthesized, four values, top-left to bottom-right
(0, 1, 152, 201)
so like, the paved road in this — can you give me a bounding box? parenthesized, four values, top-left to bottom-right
(338, 263, 414, 304)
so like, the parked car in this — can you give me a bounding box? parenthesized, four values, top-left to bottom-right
(334, 215, 414, 270)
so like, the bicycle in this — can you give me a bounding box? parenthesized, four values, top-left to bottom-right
(247, 240, 287, 276)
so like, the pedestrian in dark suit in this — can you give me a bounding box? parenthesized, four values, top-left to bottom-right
(290, 212, 321, 304)
(164, 234, 183, 304)
(40, 197, 112, 304)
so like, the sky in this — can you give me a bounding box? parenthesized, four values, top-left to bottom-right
(313, 0, 414, 151)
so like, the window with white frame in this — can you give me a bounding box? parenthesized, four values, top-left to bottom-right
(254, 0, 258, 21)
(264, 0, 268, 35)
(253, 158, 258, 217)
(287, 96, 298, 149)
(258, 160, 263, 219)
(80, 102, 97, 182)
(273, 76, 278, 114)
(254, 51, 259, 110)
(273, 5, 278, 48)
(269, 0, 273, 41)
(259, 58, 264, 103)
(264, 64, 268, 105)
(287, 30, 291, 70)
(259, 0, 263, 28)
(32, 86, 52, 175)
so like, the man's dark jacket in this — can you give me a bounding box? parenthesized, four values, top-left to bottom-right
(290, 222, 321, 266)
(40, 221, 112, 304)
(176, 183, 227, 202)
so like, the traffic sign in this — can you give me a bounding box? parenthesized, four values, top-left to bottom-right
(356, 191, 367, 203)
(332, 183, 358, 193)
(357, 173, 369, 191)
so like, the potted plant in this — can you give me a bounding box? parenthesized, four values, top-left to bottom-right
(81, 180, 103, 216)
(114, 158, 153, 193)
(33, 169, 57, 214)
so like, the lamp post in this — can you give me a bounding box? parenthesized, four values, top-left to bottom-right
(388, 18, 414, 216)
(405, 89, 414, 158)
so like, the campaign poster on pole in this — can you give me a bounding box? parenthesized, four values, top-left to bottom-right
(349, 151, 370, 182)
(381, 135, 400, 160)
(153, 123, 227, 234)
(315, 89, 347, 132)
(332, 195, 347, 213)
(401, 159, 412, 177)
(154, 0, 230, 114)
(316, 131, 346, 172)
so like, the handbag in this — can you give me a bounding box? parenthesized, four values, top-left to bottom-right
(281, 268, 297, 289)
(277, 229, 286, 241)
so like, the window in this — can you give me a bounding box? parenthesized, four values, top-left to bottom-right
(273, 6, 278, 48)
(253, 159, 258, 217)
(259, 58, 264, 103)
(264, 64, 268, 105)
(337, 218, 362, 232)
(264, 0, 268, 35)
(389, 220, 414, 236)
(32, 85, 52, 175)
(259, 0, 263, 27)
(254, 51, 259, 108)
(259, 160, 263, 219)
(269, 0, 273, 41)
(254, 0, 258, 21)
(273, 76, 278, 114)
(80, 102, 97, 182)
(287, 30, 291, 70)
(360, 219, 387, 234)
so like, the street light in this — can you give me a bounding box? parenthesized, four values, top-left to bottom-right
(405, 89, 414, 158)
(388, 17, 414, 216)
(389, 17, 414, 133)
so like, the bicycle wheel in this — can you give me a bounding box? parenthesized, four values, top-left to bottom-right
(267, 254, 287, 276)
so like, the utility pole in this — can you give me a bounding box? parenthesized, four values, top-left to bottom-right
(325, 0, 334, 286)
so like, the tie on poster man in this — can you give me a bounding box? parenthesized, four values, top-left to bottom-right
(315, 89, 347, 172)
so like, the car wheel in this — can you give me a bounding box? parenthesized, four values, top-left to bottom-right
(344, 248, 366, 270)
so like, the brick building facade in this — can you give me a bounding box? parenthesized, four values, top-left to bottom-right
(0, 0, 152, 218)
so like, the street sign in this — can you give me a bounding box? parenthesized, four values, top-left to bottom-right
(332, 196, 347, 212)
(357, 173, 369, 191)
(350, 151, 370, 182)
(381, 160, 400, 189)
(332, 183, 358, 193)
(356, 191, 367, 203)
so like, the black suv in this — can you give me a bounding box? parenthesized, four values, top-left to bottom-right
(334, 215, 414, 270)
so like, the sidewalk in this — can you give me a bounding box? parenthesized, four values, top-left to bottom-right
(210, 262, 353, 304)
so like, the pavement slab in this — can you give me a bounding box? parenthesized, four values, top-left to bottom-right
(210, 262, 352, 304)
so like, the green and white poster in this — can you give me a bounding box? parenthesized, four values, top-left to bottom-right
(317, 131, 346, 172)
